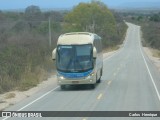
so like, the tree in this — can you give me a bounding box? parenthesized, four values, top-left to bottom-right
(44, 11, 64, 22)
(0, 11, 5, 21)
(150, 14, 160, 22)
(64, 2, 117, 47)
(25, 5, 42, 20)
(25, 5, 42, 28)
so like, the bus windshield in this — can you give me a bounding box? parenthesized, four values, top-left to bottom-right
(57, 44, 93, 72)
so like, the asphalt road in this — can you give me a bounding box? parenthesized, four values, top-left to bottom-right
(1, 23, 160, 120)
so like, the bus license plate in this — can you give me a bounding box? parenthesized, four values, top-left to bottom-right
(72, 81, 79, 84)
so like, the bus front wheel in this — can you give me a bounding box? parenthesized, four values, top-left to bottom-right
(97, 68, 102, 83)
(96, 74, 101, 83)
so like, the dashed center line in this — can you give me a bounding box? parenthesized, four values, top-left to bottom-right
(97, 93, 103, 100)
(107, 80, 112, 85)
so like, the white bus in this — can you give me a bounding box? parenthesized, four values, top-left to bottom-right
(52, 32, 103, 89)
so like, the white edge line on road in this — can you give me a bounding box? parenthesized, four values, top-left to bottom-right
(138, 26, 160, 102)
(17, 86, 59, 111)
(2, 86, 59, 120)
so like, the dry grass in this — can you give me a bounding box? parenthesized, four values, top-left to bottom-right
(18, 66, 48, 91)
(5, 93, 15, 99)
(103, 45, 120, 53)
(151, 49, 160, 58)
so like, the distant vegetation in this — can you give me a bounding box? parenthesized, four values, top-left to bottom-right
(64, 1, 127, 48)
(123, 11, 160, 50)
(0, 2, 127, 93)
(0, 5, 62, 93)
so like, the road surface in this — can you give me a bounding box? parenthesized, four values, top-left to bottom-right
(1, 23, 160, 120)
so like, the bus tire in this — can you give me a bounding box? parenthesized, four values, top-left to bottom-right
(101, 68, 103, 76)
(96, 73, 101, 83)
(97, 68, 102, 83)
(97, 78, 101, 83)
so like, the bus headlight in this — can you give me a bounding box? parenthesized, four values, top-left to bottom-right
(59, 76, 64, 79)
(57, 74, 65, 80)
(86, 73, 94, 79)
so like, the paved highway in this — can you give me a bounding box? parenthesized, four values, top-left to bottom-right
(1, 23, 160, 120)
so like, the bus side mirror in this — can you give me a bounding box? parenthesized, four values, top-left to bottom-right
(52, 48, 56, 60)
(93, 47, 97, 58)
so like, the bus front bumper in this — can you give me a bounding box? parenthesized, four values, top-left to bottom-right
(57, 75, 96, 85)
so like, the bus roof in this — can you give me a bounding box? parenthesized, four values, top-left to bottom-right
(57, 32, 100, 45)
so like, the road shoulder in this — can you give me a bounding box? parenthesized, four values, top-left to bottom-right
(143, 47, 160, 73)
(0, 75, 56, 111)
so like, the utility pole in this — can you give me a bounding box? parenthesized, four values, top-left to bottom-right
(48, 17, 51, 47)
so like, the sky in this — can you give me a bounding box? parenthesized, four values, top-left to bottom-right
(0, 0, 160, 10)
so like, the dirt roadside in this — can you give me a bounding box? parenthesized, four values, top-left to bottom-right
(0, 75, 57, 111)
(0, 50, 117, 111)
(143, 47, 160, 73)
